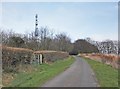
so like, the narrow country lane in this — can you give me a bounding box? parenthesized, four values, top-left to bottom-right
(42, 56, 99, 87)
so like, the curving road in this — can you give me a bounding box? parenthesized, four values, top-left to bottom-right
(42, 56, 99, 87)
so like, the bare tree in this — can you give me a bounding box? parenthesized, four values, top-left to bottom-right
(54, 33, 73, 52)
(0, 28, 71, 53)
(38, 27, 54, 50)
(96, 40, 118, 54)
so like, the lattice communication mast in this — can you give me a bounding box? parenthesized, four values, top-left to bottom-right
(35, 14, 39, 37)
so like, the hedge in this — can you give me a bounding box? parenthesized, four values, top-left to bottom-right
(80, 53, 119, 69)
(34, 50, 69, 62)
(2, 45, 33, 72)
(2, 45, 69, 72)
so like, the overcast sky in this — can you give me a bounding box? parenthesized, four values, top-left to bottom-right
(1, 2, 118, 42)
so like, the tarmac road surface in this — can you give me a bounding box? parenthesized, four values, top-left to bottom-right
(42, 56, 99, 87)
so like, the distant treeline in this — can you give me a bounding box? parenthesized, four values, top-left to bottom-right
(0, 27, 119, 54)
(69, 39, 99, 55)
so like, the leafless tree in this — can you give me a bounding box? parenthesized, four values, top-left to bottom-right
(85, 38, 118, 54)
(95, 40, 118, 54)
(54, 33, 73, 52)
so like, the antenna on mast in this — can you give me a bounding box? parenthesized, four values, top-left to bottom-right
(35, 14, 39, 37)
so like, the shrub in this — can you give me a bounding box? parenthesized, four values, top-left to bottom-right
(34, 51, 69, 62)
(80, 53, 119, 69)
(2, 45, 33, 72)
(69, 50, 78, 55)
(2, 45, 69, 73)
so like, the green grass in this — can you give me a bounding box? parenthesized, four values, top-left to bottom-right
(7, 56, 75, 87)
(84, 57, 118, 87)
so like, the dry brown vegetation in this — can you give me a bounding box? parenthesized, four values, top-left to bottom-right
(2, 73, 14, 86)
(80, 53, 119, 69)
(34, 50, 69, 63)
(2, 45, 33, 72)
(2, 45, 69, 73)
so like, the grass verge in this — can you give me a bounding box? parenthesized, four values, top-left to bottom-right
(5, 56, 75, 87)
(83, 57, 118, 87)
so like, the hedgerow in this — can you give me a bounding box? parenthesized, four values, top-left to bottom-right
(80, 53, 119, 69)
(2, 45, 69, 73)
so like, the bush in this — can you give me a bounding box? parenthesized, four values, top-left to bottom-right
(2, 45, 69, 73)
(80, 53, 119, 69)
(34, 51, 69, 62)
(2, 45, 33, 72)
(69, 50, 78, 55)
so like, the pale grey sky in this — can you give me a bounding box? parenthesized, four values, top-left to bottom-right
(1, 1, 118, 42)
